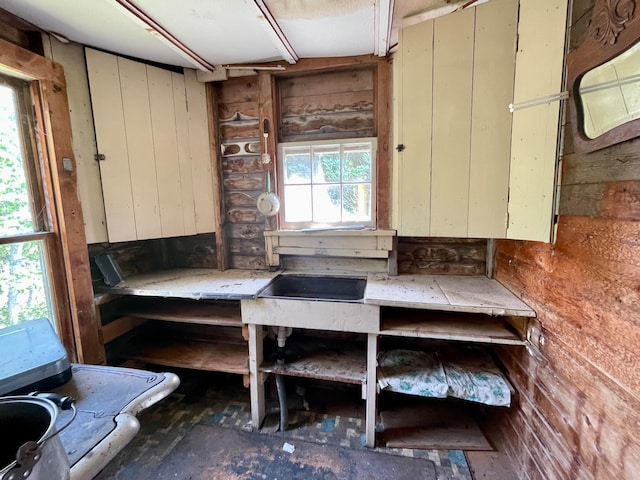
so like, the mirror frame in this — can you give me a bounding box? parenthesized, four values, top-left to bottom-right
(567, 0, 640, 153)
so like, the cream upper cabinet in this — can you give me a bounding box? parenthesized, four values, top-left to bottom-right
(85, 48, 216, 243)
(392, 0, 568, 242)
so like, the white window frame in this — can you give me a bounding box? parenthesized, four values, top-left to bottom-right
(277, 137, 377, 230)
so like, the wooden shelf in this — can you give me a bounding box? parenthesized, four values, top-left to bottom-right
(119, 298, 242, 327)
(127, 336, 249, 375)
(260, 343, 366, 385)
(381, 309, 525, 346)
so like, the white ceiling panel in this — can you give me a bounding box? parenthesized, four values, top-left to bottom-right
(0, 0, 195, 67)
(133, 0, 284, 65)
(266, 0, 375, 58)
(0, 0, 479, 69)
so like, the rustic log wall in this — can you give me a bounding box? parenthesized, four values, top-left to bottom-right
(213, 64, 385, 269)
(277, 67, 375, 142)
(397, 237, 486, 275)
(215, 77, 267, 270)
(490, 1, 640, 477)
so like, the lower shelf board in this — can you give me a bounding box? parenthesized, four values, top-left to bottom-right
(260, 348, 366, 385)
(381, 310, 525, 345)
(127, 337, 249, 375)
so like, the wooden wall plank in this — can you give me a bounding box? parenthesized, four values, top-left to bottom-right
(507, 0, 568, 241)
(397, 237, 486, 275)
(563, 140, 640, 184)
(467, 0, 517, 238)
(375, 58, 392, 229)
(147, 65, 183, 238)
(46, 39, 108, 244)
(559, 180, 640, 220)
(185, 69, 216, 234)
(430, 8, 475, 236)
(277, 67, 375, 142)
(162, 233, 217, 269)
(393, 20, 433, 236)
(216, 76, 259, 104)
(85, 48, 137, 242)
(172, 72, 197, 234)
(279, 69, 374, 98)
(118, 56, 161, 239)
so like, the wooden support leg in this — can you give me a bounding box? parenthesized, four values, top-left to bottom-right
(365, 333, 378, 447)
(248, 323, 265, 429)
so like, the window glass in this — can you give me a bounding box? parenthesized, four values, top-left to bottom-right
(283, 147, 311, 184)
(0, 240, 53, 328)
(279, 138, 376, 229)
(0, 80, 55, 330)
(0, 84, 37, 236)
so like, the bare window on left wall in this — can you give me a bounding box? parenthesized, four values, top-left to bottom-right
(0, 77, 56, 330)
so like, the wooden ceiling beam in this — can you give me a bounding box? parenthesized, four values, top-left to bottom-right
(110, 0, 215, 71)
(252, 0, 298, 64)
(375, 0, 394, 56)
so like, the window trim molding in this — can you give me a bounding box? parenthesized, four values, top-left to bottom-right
(0, 37, 104, 364)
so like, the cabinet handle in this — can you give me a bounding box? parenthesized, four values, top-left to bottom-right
(95, 153, 106, 161)
(395, 144, 405, 152)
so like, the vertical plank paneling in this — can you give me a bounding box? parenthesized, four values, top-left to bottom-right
(468, 0, 517, 238)
(147, 65, 183, 237)
(118, 56, 162, 239)
(430, 8, 475, 236)
(85, 48, 137, 242)
(48, 41, 108, 244)
(395, 20, 433, 236)
(172, 72, 197, 235)
(507, 0, 568, 241)
(185, 69, 216, 233)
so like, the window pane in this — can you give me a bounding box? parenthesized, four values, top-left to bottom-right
(313, 184, 341, 223)
(0, 240, 54, 329)
(343, 184, 371, 222)
(0, 84, 36, 236)
(342, 143, 372, 182)
(312, 145, 340, 183)
(283, 147, 311, 184)
(284, 185, 312, 222)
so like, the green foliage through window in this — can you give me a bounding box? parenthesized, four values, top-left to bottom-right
(0, 81, 53, 329)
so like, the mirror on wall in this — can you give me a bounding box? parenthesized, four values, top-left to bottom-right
(579, 40, 640, 139)
(566, 0, 640, 153)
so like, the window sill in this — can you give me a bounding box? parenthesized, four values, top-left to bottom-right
(264, 229, 396, 267)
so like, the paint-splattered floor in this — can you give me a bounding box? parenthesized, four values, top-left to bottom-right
(94, 370, 473, 480)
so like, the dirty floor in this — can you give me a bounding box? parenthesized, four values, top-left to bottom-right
(94, 370, 481, 479)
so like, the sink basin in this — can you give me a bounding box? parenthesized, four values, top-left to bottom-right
(259, 274, 366, 302)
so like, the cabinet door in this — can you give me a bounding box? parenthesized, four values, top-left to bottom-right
(393, 0, 517, 238)
(507, 0, 568, 241)
(85, 49, 137, 242)
(392, 20, 433, 237)
(86, 49, 216, 242)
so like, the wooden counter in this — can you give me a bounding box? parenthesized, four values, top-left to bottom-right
(96, 269, 279, 386)
(95, 268, 280, 300)
(364, 274, 535, 317)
